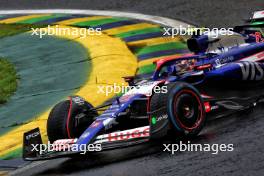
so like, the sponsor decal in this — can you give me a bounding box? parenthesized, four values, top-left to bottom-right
(72, 96, 85, 105)
(103, 118, 118, 130)
(80, 132, 90, 140)
(108, 126, 149, 142)
(238, 61, 264, 80)
(119, 94, 134, 102)
(152, 114, 168, 125)
(151, 117, 157, 125)
(110, 104, 120, 109)
(26, 131, 40, 140)
(90, 121, 101, 128)
(53, 138, 76, 145)
(53, 139, 77, 151)
(157, 114, 168, 122)
(215, 56, 235, 66)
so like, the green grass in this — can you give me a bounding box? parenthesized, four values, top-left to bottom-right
(114, 27, 163, 38)
(137, 64, 156, 75)
(0, 24, 27, 104)
(73, 17, 129, 27)
(0, 148, 22, 160)
(134, 42, 187, 56)
(17, 14, 67, 24)
(0, 58, 18, 104)
(0, 23, 47, 38)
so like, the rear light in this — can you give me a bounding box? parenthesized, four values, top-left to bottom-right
(204, 102, 211, 113)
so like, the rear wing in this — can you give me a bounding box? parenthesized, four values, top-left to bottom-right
(251, 10, 264, 21)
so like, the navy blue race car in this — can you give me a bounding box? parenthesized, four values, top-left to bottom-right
(23, 17, 264, 161)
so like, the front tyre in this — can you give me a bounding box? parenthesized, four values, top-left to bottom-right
(47, 96, 98, 143)
(167, 82, 206, 137)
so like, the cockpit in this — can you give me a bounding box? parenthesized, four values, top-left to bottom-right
(158, 58, 198, 78)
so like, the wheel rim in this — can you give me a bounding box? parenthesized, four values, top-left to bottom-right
(173, 89, 204, 131)
(66, 98, 95, 138)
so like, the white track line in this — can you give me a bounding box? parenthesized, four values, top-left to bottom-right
(0, 9, 191, 28)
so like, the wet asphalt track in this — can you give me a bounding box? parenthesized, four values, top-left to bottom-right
(1, 0, 264, 176)
(10, 106, 264, 176)
(0, 0, 264, 27)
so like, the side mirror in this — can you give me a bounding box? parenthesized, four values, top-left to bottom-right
(123, 76, 135, 86)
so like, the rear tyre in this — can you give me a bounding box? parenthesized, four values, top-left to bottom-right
(47, 98, 97, 143)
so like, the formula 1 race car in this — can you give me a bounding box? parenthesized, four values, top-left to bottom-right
(23, 11, 264, 161)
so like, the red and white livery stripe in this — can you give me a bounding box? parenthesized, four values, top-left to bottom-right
(94, 126, 150, 143)
(240, 51, 264, 62)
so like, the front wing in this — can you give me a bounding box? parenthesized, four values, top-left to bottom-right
(23, 126, 150, 161)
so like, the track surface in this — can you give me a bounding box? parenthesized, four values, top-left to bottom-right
(1, 1, 264, 176)
(10, 106, 264, 176)
(0, 0, 264, 27)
